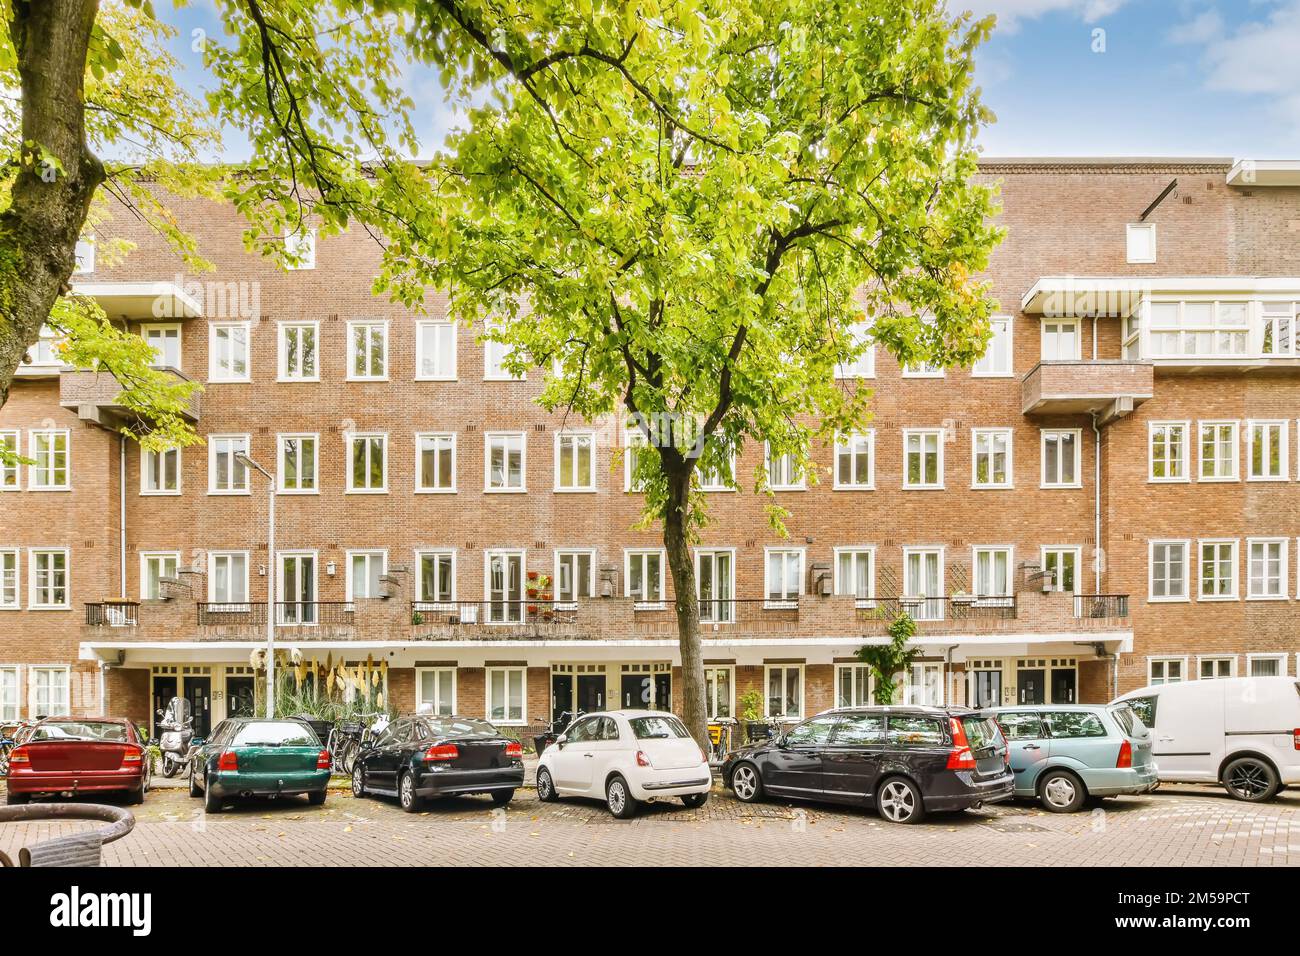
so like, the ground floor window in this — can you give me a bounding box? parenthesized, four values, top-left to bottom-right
(704, 666, 733, 720)
(0, 665, 18, 721)
(417, 667, 456, 716)
(905, 662, 943, 706)
(1198, 656, 1235, 679)
(1148, 657, 1186, 685)
(764, 664, 803, 719)
(30, 665, 69, 717)
(1247, 654, 1287, 678)
(835, 663, 873, 708)
(487, 667, 526, 724)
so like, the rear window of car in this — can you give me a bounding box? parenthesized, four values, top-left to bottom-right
(425, 717, 499, 739)
(960, 716, 1002, 750)
(231, 721, 319, 747)
(1041, 711, 1107, 739)
(1109, 704, 1145, 737)
(630, 716, 689, 740)
(887, 715, 945, 748)
(30, 720, 129, 742)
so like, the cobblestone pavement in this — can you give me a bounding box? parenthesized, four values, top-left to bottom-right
(3, 781, 1298, 866)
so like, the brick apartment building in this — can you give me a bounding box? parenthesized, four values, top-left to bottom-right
(1, 156, 1298, 739)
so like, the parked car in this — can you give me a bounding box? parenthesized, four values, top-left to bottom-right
(1113, 676, 1300, 802)
(351, 715, 524, 812)
(721, 706, 1012, 824)
(4, 717, 150, 805)
(189, 717, 330, 813)
(535, 710, 711, 818)
(983, 704, 1158, 812)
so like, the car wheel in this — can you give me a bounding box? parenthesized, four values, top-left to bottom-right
(126, 779, 146, 806)
(681, 791, 709, 809)
(729, 763, 764, 803)
(351, 764, 365, 797)
(1038, 769, 1087, 813)
(189, 768, 201, 798)
(203, 775, 222, 814)
(307, 789, 327, 807)
(1223, 756, 1280, 802)
(606, 775, 638, 819)
(536, 767, 559, 803)
(399, 770, 422, 813)
(490, 789, 515, 807)
(5, 790, 28, 805)
(877, 776, 925, 824)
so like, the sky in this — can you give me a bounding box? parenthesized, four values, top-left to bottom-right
(159, 0, 1300, 161)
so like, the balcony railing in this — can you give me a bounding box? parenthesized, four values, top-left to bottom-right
(858, 595, 1017, 623)
(698, 598, 800, 624)
(85, 601, 139, 627)
(196, 602, 356, 626)
(410, 600, 581, 626)
(1073, 594, 1130, 619)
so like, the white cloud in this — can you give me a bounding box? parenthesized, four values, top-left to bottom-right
(960, 0, 1127, 31)
(1168, 9, 1224, 45)
(1191, 2, 1300, 123)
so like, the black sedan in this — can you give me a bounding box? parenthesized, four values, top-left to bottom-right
(351, 715, 525, 812)
(721, 706, 1013, 823)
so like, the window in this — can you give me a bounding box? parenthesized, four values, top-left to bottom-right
(1042, 547, 1081, 594)
(765, 443, 804, 490)
(486, 667, 526, 724)
(1148, 657, 1185, 685)
(765, 549, 803, 607)
(416, 551, 455, 605)
(142, 324, 181, 368)
(30, 666, 70, 717)
(483, 318, 523, 380)
(903, 547, 944, 621)
(705, 666, 733, 720)
(1198, 421, 1238, 481)
(1, 431, 18, 489)
(485, 432, 525, 491)
(208, 435, 250, 494)
(696, 450, 735, 491)
(554, 550, 594, 606)
(1041, 320, 1081, 361)
(555, 432, 595, 491)
(626, 550, 664, 606)
(74, 236, 95, 274)
(208, 552, 249, 605)
(1199, 657, 1235, 680)
(1149, 422, 1188, 481)
(141, 447, 180, 494)
(278, 322, 318, 381)
(416, 433, 456, 492)
(973, 547, 1012, 602)
(140, 552, 179, 600)
(416, 668, 456, 717)
(25, 326, 66, 367)
(1247, 654, 1287, 678)
(905, 662, 944, 706)
(1126, 223, 1156, 263)
(485, 550, 525, 624)
(347, 321, 388, 380)
(1198, 539, 1238, 600)
(0, 666, 18, 721)
(346, 551, 386, 601)
(697, 549, 734, 623)
(278, 434, 318, 493)
(903, 429, 943, 489)
(1261, 301, 1297, 357)
(277, 552, 317, 624)
(284, 228, 316, 269)
(0, 550, 18, 608)
(209, 322, 250, 382)
(1247, 420, 1287, 480)
(30, 549, 69, 609)
(346, 433, 387, 493)
(416, 321, 457, 380)
(834, 548, 874, 606)
(972, 428, 1012, 488)
(835, 664, 873, 708)
(833, 432, 874, 489)
(1247, 538, 1287, 600)
(1149, 540, 1189, 602)
(28, 430, 69, 490)
(835, 321, 875, 379)
(1148, 300, 1249, 358)
(765, 665, 803, 719)
(623, 427, 649, 492)
(1041, 429, 1081, 488)
(972, 316, 1012, 376)
(1041, 711, 1107, 739)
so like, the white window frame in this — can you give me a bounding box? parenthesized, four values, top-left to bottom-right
(140, 551, 180, 601)
(73, 237, 95, 274)
(0, 549, 19, 609)
(696, 451, 736, 492)
(1148, 539, 1190, 603)
(208, 434, 251, 495)
(28, 429, 69, 491)
(764, 547, 804, 608)
(704, 664, 736, 721)
(1147, 656, 1186, 686)
(284, 228, 316, 270)
(415, 320, 457, 381)
(1041, 545, 1083, 595)
(29, 665, 71, 717)
(553, 548, 596, 608)
(1126, 223, 1156, 264)
(902, 428, 944, 490)
(905, 662, 945, 706)
(484, 549, 526, 625)
(484, 431, 526, 493)
(1197, 420, 1239, 482)
(415, 667, 458, 717)
(1040, 319, 1082, 361)
(623, 427, 649, 492)
(695, 547, 736, 623)
(764, 663, 804, 720)
(1197, 656, 1236, 680)
(833, 431, 874, 490)
(1246, 537, 1289, 601)
(971, 428, 1013, 489)
(554, 431, 596, 492)
(0, 665, 19, 721)
(834, 663, 875, 709)
(277, 321, 319, 382)
(0, 430, 19, 490)
(1040, 428, 1082, 489)
(140, 446, 181, 496)
(483, 319, 525, 381)
(345, 549, 388, 602)
(833, 547, 876, 608)
(902, 546, 945, 621)
(28, 548, 70, 610)
(208, 321, 251, 383)
(346, 320, 389, 381)
(1197, 538, 1239, 601)
(1148, 421, 1189, 483)
(345, 432, 388, 494)
(1246, 419, 1288, 482)
(414, 550, 457, 606)
(764, 443, 805, 491)
(835, 321, 875, 379)
(277, 433, 319, 494)
(972, 546, 1014, 602)
(1246, 653, 1288, 678)
(207, 551, 250, 605)
(625, 549, 666, 608)
(415, 433, 457, 493)
(485, 666, 527, 725)
(141, 323, 182, 369)
(972, 315, 1013, 377)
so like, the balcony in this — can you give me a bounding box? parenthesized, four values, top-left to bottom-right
(1073, 594, 1130, 619)
(1021, 360, 1153, 420)
(84, 602, 140, 627)
(60, 367, 201, 428)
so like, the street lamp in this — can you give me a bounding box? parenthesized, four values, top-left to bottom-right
(235, 452, 277, 718)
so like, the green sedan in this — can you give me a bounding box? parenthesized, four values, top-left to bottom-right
(189, 717, 331, 813)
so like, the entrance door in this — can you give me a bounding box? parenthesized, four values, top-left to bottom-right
(653, 672, 671, 712)
(697, 551, 733, 623)
(551, 673, 574, 723)
(186, 676, 212, 737)
(151, 674, 178, 737)
(1018, 669, 1046, 705)
(621, 673, 655, 709)
(577, 674, 604, 713)
(279, 553, 316, 624)
(971, 669, 1003, 708)
(227, 676, 255, 718)
(1051, 668, 1077, 704)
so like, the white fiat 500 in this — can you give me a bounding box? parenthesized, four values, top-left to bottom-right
(536, 710, 712, 818)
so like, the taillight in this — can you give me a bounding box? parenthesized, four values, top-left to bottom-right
(217, 750, 238, 772)
(504, 741, 523, 759)
(316, 750, 331, 770)
(946, 718, 976, 770)
(636, 750, 652, 768)
(423, 744, 459, 762)
(8, 745, 30, 766)
(1292, 729, 1299, 751)
(1116, 739, 1133, 768)
(120, 748, 143, 769)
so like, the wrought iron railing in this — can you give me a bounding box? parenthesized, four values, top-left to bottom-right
(196, 602, 356, 626)
(858, 595, 1017, 622)
(84, 601, 139, 627)
(1073, 594, 1130, 619)
(409, 600, 580, 626)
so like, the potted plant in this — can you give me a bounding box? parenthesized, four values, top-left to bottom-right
(739, 689, 768, 743)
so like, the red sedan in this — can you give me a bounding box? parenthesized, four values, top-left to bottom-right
(5, 717, 150, 805)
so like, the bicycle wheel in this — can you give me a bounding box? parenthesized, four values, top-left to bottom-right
(337, 738, 359, 776)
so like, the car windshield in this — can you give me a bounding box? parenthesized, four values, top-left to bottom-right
(30, 720, 128, 742)
(960, 716, 1002, 750)
(231, 721, 318, 747)
(630, 716, 689, 739)
(425, 717, 499, 738)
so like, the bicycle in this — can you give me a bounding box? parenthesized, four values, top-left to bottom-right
(706, 717, 736, 765)
(0, 720, 35, 777)
(327, 712, 390, 775)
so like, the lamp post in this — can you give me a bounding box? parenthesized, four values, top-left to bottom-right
(236, 452, 276, 718)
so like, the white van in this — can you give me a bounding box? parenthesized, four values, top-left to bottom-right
(1113, 677, 1300, 802)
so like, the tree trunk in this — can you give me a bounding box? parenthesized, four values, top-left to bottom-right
(0, 0, 105, 410)
(662, 466, 708, 746)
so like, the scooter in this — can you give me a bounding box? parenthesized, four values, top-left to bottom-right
(156, 696, 194, 778)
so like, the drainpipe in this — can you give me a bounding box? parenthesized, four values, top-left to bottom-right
(1091, 413, 1102, 593)
(119, 435, 127, 600)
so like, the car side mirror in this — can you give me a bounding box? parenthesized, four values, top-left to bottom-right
(555, 734, 567, 750)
